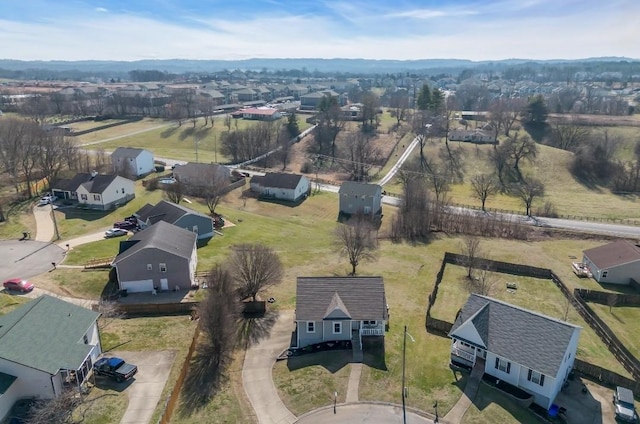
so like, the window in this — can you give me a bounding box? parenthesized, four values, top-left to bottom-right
(80, 194, 88, 200)
(122, 188, 125, 193)
(159, 263, 167, 273)
(192, 225, 199, 233)
(147, 264, 153, 271)
(93, 194, 101, 201)
(333, 322, 342, 334)
(363, 320, 377, 325)
(495, 357, 511, 374)
(83, 334, 89, 344)
(527, 369, 545, 386)
(602, 271, 608, 278)
(307, 322, 315, 333)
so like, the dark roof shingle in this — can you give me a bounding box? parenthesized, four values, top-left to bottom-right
(258, 172, 305, 190)
(338, 181, 381, 197)
(583, 240, 640, 269)
(114, 221, 196, 263)
(296, 277, 387, 321)
(135, 200, 209, 224)
(449, 294, 580, 377)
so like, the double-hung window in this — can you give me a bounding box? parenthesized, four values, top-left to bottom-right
(495, 357, 511, 374)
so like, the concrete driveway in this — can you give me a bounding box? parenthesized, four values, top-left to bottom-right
(99, 350, 176, 424)
(0, 240, 65, 283)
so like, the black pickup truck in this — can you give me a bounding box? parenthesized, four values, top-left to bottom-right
(93, 357, 138, 382)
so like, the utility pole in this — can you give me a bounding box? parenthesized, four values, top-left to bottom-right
(51, 201, 60, 240)
(402, 325, 415, 424)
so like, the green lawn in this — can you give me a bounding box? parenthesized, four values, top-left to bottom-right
(80, 116, 311, 164)
(75, 118, 171, 144)
(461, 384, 540, 424)
(0, 293, 29, 316)
(63, 237, 122, 265)
(589, 304, 640, 359)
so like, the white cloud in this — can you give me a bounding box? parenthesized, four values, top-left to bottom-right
(95, 7, 108, 13)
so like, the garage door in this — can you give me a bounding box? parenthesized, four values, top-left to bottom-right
(121, 279, 154, 293)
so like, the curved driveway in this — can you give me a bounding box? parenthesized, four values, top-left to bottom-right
(242, 310, 297, 424)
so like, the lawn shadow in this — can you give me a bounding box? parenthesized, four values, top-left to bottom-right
(92, 375, 135, 393)
(196, 236, 213, 248)
(362, 336, 387, 371)
(59, 207, 112, 222)
(286, 350, 351, 373)
(237, 310, 279, 349)
(160, 126, 178, 138)
(470, 382, 539, 422)
(179, 127, 196, 141)
(257, 195, 309, 208)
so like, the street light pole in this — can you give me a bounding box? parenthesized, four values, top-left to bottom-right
(402, 325, 407, 424)
(51, 201, 60, 240)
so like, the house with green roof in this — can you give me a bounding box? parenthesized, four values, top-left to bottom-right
(0, 295, 101, 421)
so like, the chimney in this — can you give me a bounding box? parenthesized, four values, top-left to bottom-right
(91, 170, 98, 179)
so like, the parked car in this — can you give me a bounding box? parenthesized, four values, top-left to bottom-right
(104, 228, 128, 238)
(38, 195, 57, 206)
(93, 357, 138, 383)
(3, 279, 35, 293)
(614, 386, 638, 422)
(114, 220, 138, 231)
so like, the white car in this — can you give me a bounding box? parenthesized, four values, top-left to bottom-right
(38, 195, 57, 206)
(105, 228, 128, 238)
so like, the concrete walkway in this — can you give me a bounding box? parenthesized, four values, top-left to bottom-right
(345, 364, 362, 403)
(57, 230, 112, 250)
(242, 310, 297, 424)
(442, 361, 484, 423)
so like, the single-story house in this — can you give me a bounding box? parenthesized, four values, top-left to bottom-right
(51, 172, 135, 210)
(448, 129, 497, 144)
(250, 172, 310, 203)
(338, 181, 382, 217)
(294, 276, 388, 349)
(0, 295, 101, 421)
(111, 147, 155, 178)
(299, 90, 340, 110)
(449, 294, 581, 410)
(172, 162, 231, 188)
(134, 200, 214, 240)
(241, 107, 281, 121)
(113, 221, 197, 293)
(582, 240, 640, 284)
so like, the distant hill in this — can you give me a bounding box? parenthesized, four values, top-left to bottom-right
(0, 57, 638, 75)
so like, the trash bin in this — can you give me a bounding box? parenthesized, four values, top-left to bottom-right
(121, 289, 128, 297)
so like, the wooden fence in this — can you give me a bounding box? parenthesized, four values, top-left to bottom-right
(574, 359, 640, 398)
(158, 326, 201, 424)
(117, 301, 198, 317)
(84, 257, 114, 269)
(425, 252, 640, 381)
(574, 289, 640, 307)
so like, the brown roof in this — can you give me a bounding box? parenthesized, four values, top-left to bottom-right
(583, 240, 640, 269)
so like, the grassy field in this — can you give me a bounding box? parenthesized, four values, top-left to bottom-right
(75, 118, 171, 144)
(0, 293, 29, 316)
(589, 304, 640, 359)
(79, 116, 311, 164)
(67, 119, 129, 132)
(0, 198, 37, 240)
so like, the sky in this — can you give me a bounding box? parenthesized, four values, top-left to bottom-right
(0, 0, 638, 62)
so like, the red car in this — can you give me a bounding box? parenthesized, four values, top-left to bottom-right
(3, 279, 35, 293)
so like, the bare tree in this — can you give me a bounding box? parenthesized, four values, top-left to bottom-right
(180, 265, 240, 413)
(391, 178, 432, 242)
(96, 299, 125, 330)
(505, 133, 537, 177)
(466, 266, 495, 296)
(607, 292, 618, 313)
(36, 132, 77, 190)
(164, 180, 184, 204)
(335, 216, 378, 275)
(562, 295, 575, 322)
(203, 167, 230, 214)
(341, 132, 382, 182)
(514, 178, 545, 216)
(461, 236, 482, 279)
(24, 389, 79, 424)
(471, 174, 499, 211)
(488, 142, 512, 188)
(229, 244, 284, 302)
(389, 91, 409, 128)
(550, 122, 590, 151)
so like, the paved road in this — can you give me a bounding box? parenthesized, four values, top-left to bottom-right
(242, 310, 297, 424)
(295, 403, 435, 424)
(0, 240, 65, 283)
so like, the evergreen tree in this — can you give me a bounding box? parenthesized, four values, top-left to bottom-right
(416, 84, 432, 110)
(430, 88, 444, 113)
(524, 94, 548, 124)
(286, 112, 300, 138)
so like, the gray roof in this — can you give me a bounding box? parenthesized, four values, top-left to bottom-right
(449, 294, 580, 377)
(257, 172, 305, 190)
(296, 277, 387, 321)
(135, 200, 210, 225)
(0, 295, 100, 375)
(339, 181, 381, 197)
(54, 173, 121, 194)
(111, 147, 149, 159)
(173, 162, 230, 183)
(114, 220, 196, 263)
(583, 240, 640, 269)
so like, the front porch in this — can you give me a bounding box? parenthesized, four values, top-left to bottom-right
(450, 338, 485, 368)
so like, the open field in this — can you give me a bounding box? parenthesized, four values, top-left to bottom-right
(74, 118, 172, 144)
(66, 118, 129, 132)
(80, 116, 311, 163)
(385, 136, 640, 221)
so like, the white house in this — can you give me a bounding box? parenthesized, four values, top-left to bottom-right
(250, 172, 310, 203)
(111, 147, 155, 178)
(448, 129, 497, 144)
(448, 294, 581, 410)
(582, 240, 640, 285)
(0, 296, 101, 421)
(75, 173, 135, 210)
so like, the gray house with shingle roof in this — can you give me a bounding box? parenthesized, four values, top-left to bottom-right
(582, 240, 640, 284)
(250, 172, 310, 203)
(338, 181, 382, 218)
(449, 294, 581, 409)
(113, 221, 197, 293)
(294, 277, 388, 349)
(0, 296, 101, 421)
(51, 172, 135, 210)
(134, 200, 214, 240)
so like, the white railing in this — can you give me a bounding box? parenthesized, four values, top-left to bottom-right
(451, 346, 475, 363)
(361, 326, 384, 336)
